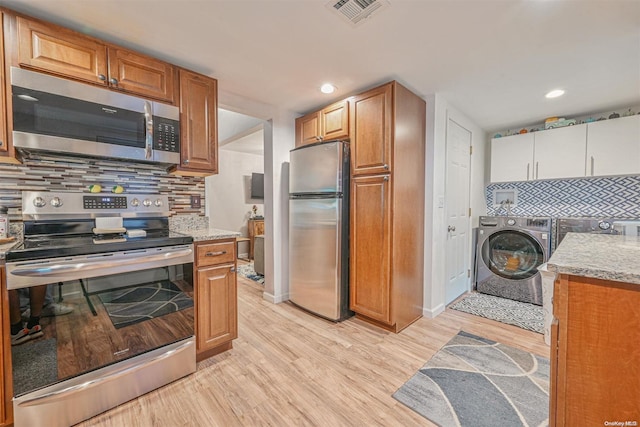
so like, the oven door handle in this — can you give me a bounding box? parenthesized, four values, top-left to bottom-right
(10, 248, 193, 277)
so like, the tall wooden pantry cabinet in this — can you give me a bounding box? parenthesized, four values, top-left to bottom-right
(349, 81, 426, 333)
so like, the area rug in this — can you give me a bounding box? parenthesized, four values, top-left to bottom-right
(449, 293, 544, 334)
(237, 262, 264, 285)
(97, 281, 193, 329)
(12, 338, 58, 397)
(393, 331, 549, 427)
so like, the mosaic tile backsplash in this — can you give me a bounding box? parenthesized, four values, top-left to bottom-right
(0, 154, 206, 222)
(486, 175, 640, 218)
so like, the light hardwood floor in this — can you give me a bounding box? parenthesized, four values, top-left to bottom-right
(78, 264, 549, 426)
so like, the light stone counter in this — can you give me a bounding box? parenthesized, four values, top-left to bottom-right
(178, 228, 241, 242)
(0, 239, 20, 261)
(546, 233, 640, 285)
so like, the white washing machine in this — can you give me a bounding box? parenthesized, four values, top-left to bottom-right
(475, 216, 552, 305)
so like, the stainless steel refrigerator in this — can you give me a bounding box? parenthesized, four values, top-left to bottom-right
(289, 140, 352, 321)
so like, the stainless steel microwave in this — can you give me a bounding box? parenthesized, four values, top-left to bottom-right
(10, 67, 180, 167)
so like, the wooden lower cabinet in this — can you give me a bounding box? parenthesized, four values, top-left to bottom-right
(350, 174, 392, 324)
(550, 274, 640, 426)
(0, 266, 11, 426)
(194, 239, 237, 361)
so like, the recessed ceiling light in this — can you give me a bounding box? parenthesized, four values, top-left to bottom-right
(545, 89, 565, 99)
(320, 83, 336, 94)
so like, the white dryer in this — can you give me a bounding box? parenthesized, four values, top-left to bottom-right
(475, 216, 552, 305)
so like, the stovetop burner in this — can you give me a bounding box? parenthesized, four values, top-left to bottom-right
(7, 191, 193, 262)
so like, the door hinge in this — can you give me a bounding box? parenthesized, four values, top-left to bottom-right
(468, 208, 471, 217)
(469, 146, 473, 155)
(467, 269, 471, 278)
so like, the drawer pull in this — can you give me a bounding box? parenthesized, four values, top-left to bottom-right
(205, 250, 227, 257)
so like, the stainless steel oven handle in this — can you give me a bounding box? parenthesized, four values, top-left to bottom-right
(10, 248, 193, 277)
(144, 100, 153, 160)
(16, 340, 194, 407)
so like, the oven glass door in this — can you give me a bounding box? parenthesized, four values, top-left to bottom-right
(11, 262, 194, 398)
(12, 86, 146, 148)
(481, 230, 544, 280)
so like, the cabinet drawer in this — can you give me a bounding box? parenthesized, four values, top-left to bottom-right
(196, 241, 235, 267)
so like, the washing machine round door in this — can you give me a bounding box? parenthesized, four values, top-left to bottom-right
(481, 230, 545, 280)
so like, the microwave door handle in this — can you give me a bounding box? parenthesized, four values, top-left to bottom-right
(144, 101, 153, 160)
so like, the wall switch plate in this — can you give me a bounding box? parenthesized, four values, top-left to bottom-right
(190, 195, 201, 208)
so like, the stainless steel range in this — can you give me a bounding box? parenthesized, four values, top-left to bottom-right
(5, 191, 195, 427)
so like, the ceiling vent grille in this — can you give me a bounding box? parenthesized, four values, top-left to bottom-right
(326, 0, 390, 27)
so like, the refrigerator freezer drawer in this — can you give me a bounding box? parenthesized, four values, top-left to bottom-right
(289, 197, 344, 320)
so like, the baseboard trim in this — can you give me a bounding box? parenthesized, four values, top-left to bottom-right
(262, 292, 289, 304)
(423, 303, 445, 318)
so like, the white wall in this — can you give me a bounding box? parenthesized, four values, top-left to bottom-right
(216, 90, 296, 305)
(423, 94, 487, 318)
(205, 148, 264, 256)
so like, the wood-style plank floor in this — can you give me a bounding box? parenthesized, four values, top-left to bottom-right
(77, 263, 549, 426)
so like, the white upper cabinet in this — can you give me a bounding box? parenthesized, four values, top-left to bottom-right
(491, 133, 534, 182)
(533, 124, 587, 180)
(586, 115, 640, 177)
(491, 116, 639, 182)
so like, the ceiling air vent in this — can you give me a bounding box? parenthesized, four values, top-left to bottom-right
(326, 0, 390, 27)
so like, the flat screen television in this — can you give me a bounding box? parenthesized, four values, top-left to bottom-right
(250, 173, 264, 199)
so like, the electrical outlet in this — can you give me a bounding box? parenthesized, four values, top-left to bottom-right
(190, 195, 201, 208)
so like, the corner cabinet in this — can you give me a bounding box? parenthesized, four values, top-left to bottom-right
(550, 274, 640, 425)
(194, 239, 237, 361)
(175, 69, 218, 175)
(349, 81, 425, 333)
(14, 16, 177, 104)
(295, 99, 349, 147)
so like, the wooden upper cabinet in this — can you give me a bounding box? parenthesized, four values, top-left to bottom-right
(15, 16, 176, 103)
(0, 12, 7, 155)
(322, 100, 349, 141)
(16, 16, 109, 85)
(295, 100, 349, 147)
(350, 83, 393, 175)
(107, 48, 176, 103)
(177, 69, 218, 174)
(295, 111, 321, 147)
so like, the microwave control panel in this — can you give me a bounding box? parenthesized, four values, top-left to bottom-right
(154, 118, 180, 153)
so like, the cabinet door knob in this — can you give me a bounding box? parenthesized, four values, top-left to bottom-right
(98, 74, 107, 81)
(109, 77, 119, 85)
(383, 164, 389, 170)
(448, 225, 456, 232)
(0, 140, 3, 147)
(183, 159, 190, 165)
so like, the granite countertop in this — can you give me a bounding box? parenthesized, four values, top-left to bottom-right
(0, 238, 21, 262)
(546, 233, 640, 285)
(176, 227, 241, 242)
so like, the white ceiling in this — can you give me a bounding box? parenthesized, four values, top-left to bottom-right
(2, 0, 639, 133)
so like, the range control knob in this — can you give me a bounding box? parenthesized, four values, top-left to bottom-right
(50, 197, 63, 208)
(154, 199, 163, 207)
(143, 199, 152, 207)
(507, 219, 516, 226)
(130, 198, 140, 207)
(33, 197, 46, 208)
(598, 221, 611, 230)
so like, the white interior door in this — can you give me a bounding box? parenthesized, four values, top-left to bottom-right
(445, 118, 472, 304)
